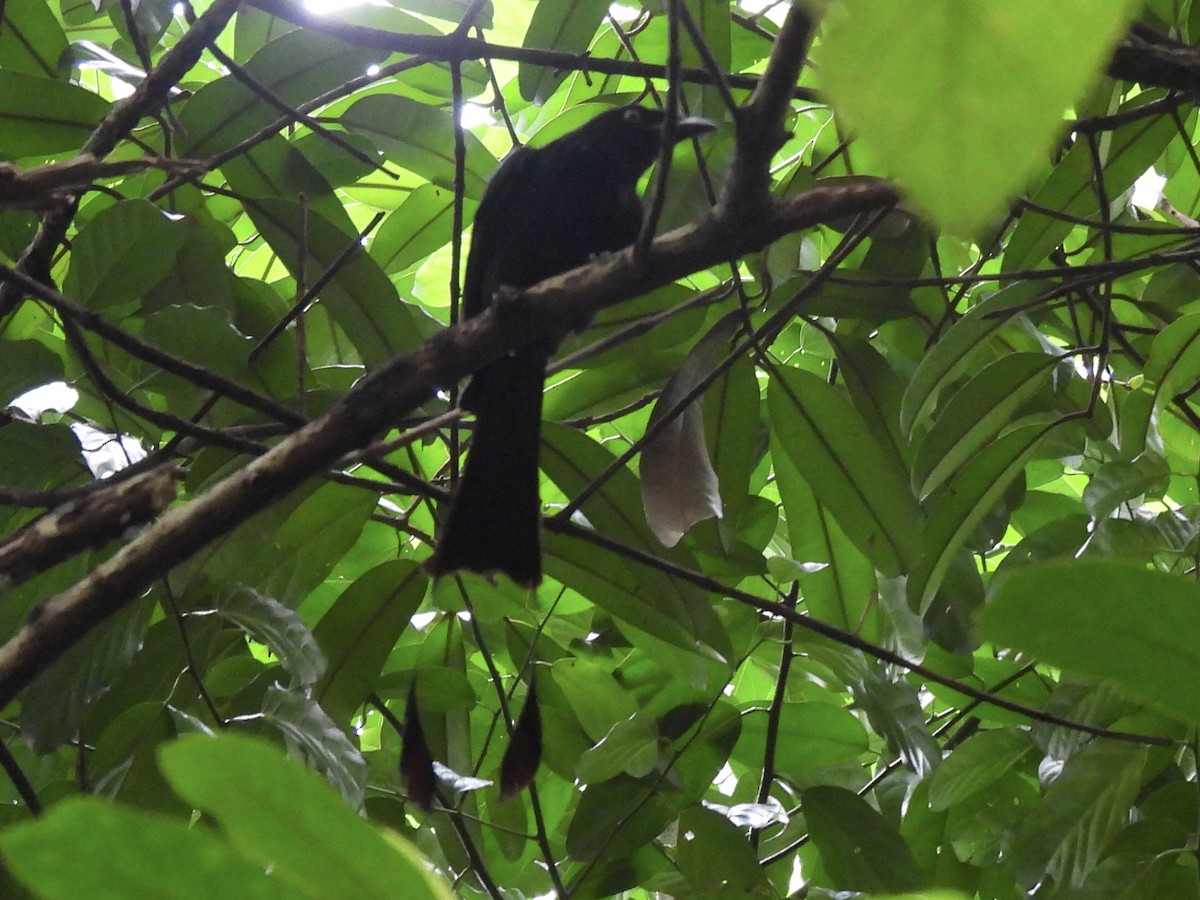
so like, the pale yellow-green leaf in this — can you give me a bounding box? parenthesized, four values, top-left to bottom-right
(816, 0, 1141, 236)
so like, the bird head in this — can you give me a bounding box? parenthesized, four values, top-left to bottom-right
(571, 104, 717, 180)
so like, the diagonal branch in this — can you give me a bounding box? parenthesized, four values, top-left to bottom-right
(0, 0, 897, 708)
(0, 173, 896, 707)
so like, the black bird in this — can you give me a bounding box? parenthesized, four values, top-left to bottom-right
(426, 105, 716, 587)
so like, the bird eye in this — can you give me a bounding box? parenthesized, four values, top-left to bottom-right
(622, 107, 643, 125)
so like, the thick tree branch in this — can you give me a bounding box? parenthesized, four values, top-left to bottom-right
(0, 466, 180, 588)
(1109, 23, 1200, 92)
(0, 0, 900, 706)
(0, 172, 896, 706)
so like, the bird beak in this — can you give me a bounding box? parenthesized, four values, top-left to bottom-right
(673, 116, 717, 140)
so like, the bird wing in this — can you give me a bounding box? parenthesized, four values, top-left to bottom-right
(462, 145, 542, 320)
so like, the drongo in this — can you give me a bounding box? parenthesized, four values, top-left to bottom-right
(426, 105, 716, 587)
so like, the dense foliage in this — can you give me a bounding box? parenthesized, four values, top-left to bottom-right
(1, 0, 1200, 898)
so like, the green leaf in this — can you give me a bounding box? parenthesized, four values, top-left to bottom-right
(0, 421, 84, 490)
(215, 586, 326, 686)
(676, 806, 773, 897)
(1146, 312, 1200, 409)
(901, 283, 1045, 435)
(221, 135, 355, 234)
(543, 531, 708, 655)
(141, 304, 256, 382)
(313, 560, 426, 724)
(575, 712, 659, 783)
(929, 730, 1035, 810)
(832, 333, 909, 467)
(550, 658, 638, 742)
(519, 0, 609, 103)
(0, 71, 109, 158)
(772, 434, 881, 639)
(341, 94, 497, 199)
(913, 352, 1058, 499)
(1008, 741, 1148, 888)
(768, 365, 923, 577)
(371, 183, 475, 275)
(816, 0, 1141, 236)
(64, 200, 190, 309)
(542, 423, 730, 661)
(565, 774, 678, 863)
(733, 702, 870, 779)
(176, 31, 382, 157)
(679, 0, 732, 121)
(910, 421, 1049, 612)
(705, 354, 762, 547)
(0, 0, 68, 78)
(159, 734, 454, 900)
(0, 797, 298, 900)
(0, 339, 64, 402)
(261, 684, 367, 809)
(1082, 454, 1171, 521)
(852, 664, 941, 777)
(802, 785, 924, 893)
(979, 559, 1200, 723)
(190, 481, 377, 608)
(21, 597, 153, 752)
(1003, 93, 1180, 272)
(240, 198, 426, 368)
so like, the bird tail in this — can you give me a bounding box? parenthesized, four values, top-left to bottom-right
(426, 352, 545, 588)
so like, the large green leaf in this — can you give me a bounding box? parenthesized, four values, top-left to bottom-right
(0, 797, 298, 900)
(912, 352, 1057, 499)
(215, 585, 326, 686)
(542, 423, 730, 662)
(261, 685, 367, 809)
(21, 597, 153, 752)
(1003, 93, 1181, 272)
(979, 559, 1200, 724)
(769, 365, 923, 577)
(0, 0, 68, 78)
(771, 434, 881, 640)
(733, 702, 869, 780)
(1008, 741, 1149, 888)
(175, 31, 382, 157)
(676, 806, 773, 897)
(371, 183, 476, 275)
(64, 200, 190, 309)
(929, 730, 1035, 811)
(159, 734, 454, 900)
(0, 339, 64, 402)
(240, 198, 426, 368)
(518, 0, 609, 103)
(340, 95, 497, 200)
(802, 785, 924, 893)
(816, 0, 1142, 236)
(910, 421, 1049, 612)
(901, 283, 1047, 435)
(313, 560, 426, 724)
(0, 70, 109, 158)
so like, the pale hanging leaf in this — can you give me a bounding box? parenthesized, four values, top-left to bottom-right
(216, 585, 326, 687)
(431, 761, 493, 795)
(703, 796, 789, 830)
(262, 684, 366, 810)
(641, 315, 739, 546)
